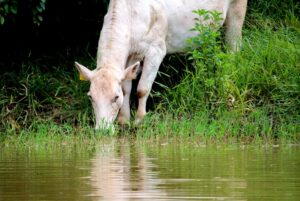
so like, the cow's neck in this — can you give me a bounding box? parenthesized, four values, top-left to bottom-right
(96, 0, 131, 70)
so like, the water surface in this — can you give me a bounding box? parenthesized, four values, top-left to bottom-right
(0, 141, 299, 200)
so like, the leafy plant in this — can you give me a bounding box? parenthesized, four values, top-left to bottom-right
(165, 9, 230, 112)
(0, 0, 46, 26)
(0, 0, 17, 25)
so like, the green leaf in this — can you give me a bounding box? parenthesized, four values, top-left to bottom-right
(37, 6, 43, 13)
(4, 4, 9, 13)
(38, 15, 43, 22)
(40, 2, 46, 10)
(10, 6, 17, 14)
(0, 15, 5, 25)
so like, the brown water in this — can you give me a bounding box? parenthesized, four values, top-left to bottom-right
(0, 141, 299, 201)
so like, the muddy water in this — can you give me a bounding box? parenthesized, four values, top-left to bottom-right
(0, 141, 299, 201)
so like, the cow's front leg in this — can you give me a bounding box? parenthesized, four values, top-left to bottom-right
(118, 80, 132, 125)
(135, 45, 166, 124)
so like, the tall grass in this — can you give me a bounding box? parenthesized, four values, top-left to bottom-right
(247, 0, 299, 21)
(0, 62, 92, 133)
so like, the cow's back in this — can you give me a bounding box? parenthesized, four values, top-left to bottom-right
(98, 0, 235, 66)
(162, 0, 230, 53)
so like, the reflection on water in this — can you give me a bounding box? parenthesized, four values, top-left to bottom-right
(89, 143, 167, 200)
(0, 141, 300, 201)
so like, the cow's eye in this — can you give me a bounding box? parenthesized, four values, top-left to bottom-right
(112, 95, 119, 103)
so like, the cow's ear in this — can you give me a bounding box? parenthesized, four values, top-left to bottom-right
(123, 62, 141, 80)
(75, 62, 93, 81)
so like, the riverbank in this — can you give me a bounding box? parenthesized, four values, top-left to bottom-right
(1, 1, 299, 143)
(0, 114, 298, 148)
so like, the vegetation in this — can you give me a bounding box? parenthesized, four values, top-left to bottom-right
(156, 8, 300, 141)
(0, 0, 46, 26)
(0, 0, 299, 143)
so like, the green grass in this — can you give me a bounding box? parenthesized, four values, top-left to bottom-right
(1, 1, 299, 144)
(1, 62, 92, 130)
(132, 109, 298, 142)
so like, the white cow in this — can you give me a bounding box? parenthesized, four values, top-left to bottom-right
(75, 0, 247, 130)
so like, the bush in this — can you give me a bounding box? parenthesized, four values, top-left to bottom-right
(163, 10, 232, 112)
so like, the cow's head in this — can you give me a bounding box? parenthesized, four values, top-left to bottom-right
(75, 61, 141, 131)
